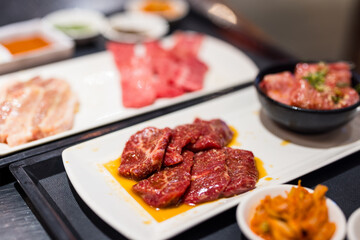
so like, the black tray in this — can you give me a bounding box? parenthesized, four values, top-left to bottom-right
(10, 134, 360, 240)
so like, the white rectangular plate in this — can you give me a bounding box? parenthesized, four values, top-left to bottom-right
(62, 86, 360, 240)
(0, 34, 258, 155)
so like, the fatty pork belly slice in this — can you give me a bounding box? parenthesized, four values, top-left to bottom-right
(188, 118, 234, 151)
(119, 127, 172, 180)
(132, 150, 194, 208)
(0, 86, 45, 146)
(163, 124, 201, 166)
(184, 149, 230, 205)
(33, 78, 78, 139)
(221, 148, 258, 197)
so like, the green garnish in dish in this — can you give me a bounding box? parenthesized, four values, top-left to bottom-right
(331, 95, 341, 104)
(55, 24, 92, 35)
(302, 63, 328, 92)
(336, 82, 350, 88)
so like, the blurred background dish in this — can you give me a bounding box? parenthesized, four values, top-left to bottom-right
(236, 184, 347, 240)
(43, 8, 106, 44)
(347, 208, 360, 240)
(0, 18, 73, 74)
(125, 0, 189, 22)
(102, 11, 169, 43)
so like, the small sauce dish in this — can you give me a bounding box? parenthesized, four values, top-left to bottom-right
(43, 8, 107, 44)
(102, 11, 169, 43)
(125, 0, 189, 22)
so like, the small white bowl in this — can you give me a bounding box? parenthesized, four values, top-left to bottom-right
(43, 8, 106, 42)
(125, 0, 189, 22)
(236, 184, 346, 240)
(347, 208, 360, 240)
(102, 11, 169, 43)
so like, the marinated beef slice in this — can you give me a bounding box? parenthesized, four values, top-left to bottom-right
(163, 124, 201, 166)
(184, 147, 258, 205)
(184, 149, 230, 205)
(0, 77, 78, 146)
(221, 148, 258, 197)
(188, 118, 234, 151)
(132, 151, 194, 208)
(119, 127, 171, 180)
(163, 118, 233, 167)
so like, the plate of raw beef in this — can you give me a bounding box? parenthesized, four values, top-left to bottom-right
(0, 32, 257, 155)
(62, 87, 360, 240)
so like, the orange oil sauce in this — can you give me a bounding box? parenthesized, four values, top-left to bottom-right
(281, 140, 290, 146)
(228, 125, 241, 147)
(1, 35, 50, 55)
(103, 158, 194, 222)
(142, 0, 172, 12)
(228, 126, 267, 179)
(254, 157, 267, 179)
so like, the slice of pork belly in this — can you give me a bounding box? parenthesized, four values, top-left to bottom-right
(132, 150, 194, 208)
(0, 86, 45, 146)
(188, 118, 233, 151)
(221, 147, 258, 197)
(163, 124, 201, 166)
(34, 78, 78, 139)
(119, 127, 171, 180)
(184, 149, 230, 205)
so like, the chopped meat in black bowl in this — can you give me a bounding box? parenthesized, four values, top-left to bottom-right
(255, 61, 360, 133)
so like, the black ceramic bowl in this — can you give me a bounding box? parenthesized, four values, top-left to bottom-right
(255, 62, 360, 133)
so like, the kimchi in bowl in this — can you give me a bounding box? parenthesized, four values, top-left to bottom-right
(255, 61, 360, 133)
(236, 184, 346, 240)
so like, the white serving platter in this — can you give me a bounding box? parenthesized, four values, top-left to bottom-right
(62, 86, 360, 240)
(0, 33, 258, 155)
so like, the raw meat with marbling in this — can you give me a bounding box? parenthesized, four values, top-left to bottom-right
(221, 147, 258, 197)
(132, 150, 194, 208)
(184, 149, 230, 204)
(119, 127, 171, 180)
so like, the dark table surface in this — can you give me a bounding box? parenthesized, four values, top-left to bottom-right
(0, 1, 359, 240)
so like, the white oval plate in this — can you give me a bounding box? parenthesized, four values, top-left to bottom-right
(102, 11, 169, 43)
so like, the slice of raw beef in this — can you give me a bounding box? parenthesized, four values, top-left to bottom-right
(184, 149, 230, 205)
(107, 42, 157, 108)
(171, 32, 204, 59)
(119, 127, 171, 180)
(221, 148, 258, 197)
(188, 118, 234, 151)
(163, 124, 201, 166)
(132, 150, 194, 208)
(145, 41, 185, 98)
